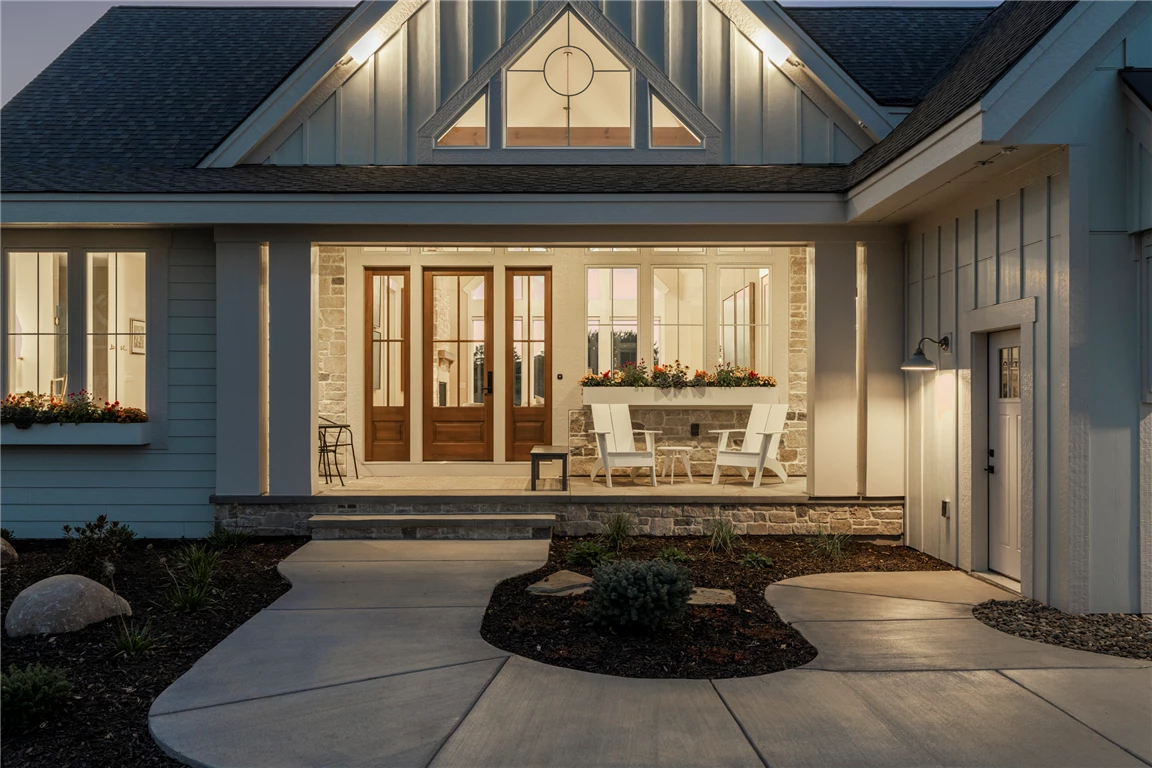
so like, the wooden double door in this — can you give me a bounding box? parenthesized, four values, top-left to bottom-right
(364, 267, 550, 462)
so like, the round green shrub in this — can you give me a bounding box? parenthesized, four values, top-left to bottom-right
(1, 663, 70, 733)
(587, 559, 694, 632)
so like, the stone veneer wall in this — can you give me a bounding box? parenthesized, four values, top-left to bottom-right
(318, 246, 348, 467)
(784, 246, 808, 477)
(217, 500, 903, 538)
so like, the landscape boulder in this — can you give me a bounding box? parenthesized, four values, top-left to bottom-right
(5, 574, 131, 637)
(0, 537, 16, 565)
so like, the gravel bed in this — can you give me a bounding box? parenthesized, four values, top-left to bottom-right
(973, 598, 1152, 661)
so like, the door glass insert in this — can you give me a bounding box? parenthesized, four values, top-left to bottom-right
(511, 273, 547, 407)
(371, 273, 405, 407)
(999, 346, 1020, 399)
(430, 274, 487, 407)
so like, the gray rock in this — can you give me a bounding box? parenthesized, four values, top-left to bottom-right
(527, 570, 593, 595)
(5, 574, 131, 637)
(0, 537, 16, 565)
(689, 588, 736, 605)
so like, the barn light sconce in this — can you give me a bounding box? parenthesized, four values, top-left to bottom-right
(901, 336, 950, 371)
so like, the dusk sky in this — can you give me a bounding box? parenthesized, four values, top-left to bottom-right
(0, 0, 1000, 106)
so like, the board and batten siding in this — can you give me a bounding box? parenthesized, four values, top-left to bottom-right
(0, 229, 216, 538)
(270, 0, 867, 166)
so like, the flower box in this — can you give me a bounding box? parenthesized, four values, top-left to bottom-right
(1, 422, 151, 446)
(582, 387, 780, 408)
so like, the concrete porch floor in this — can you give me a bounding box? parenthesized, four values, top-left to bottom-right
(318, 474, 811, 501)
(150, 540, 1152, 768)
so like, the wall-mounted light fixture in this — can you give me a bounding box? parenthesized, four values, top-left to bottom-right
(901, 335, 950, 371)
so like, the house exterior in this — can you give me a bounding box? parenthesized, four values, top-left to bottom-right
(1, 0, 1150, 615)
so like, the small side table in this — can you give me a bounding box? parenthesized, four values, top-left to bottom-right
(530, 445, 570, 491)
(658, 446, 694, 485)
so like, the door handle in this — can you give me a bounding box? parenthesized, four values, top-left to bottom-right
(984, 465, 995, 474)
(484, 370, 494, 396)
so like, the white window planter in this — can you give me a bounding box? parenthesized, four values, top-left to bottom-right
(581, 387, 780, 408)
(1, 423, 151, 446)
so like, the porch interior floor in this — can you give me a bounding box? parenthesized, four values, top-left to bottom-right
(317, 474, 810, 501)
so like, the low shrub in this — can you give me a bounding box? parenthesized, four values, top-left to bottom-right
(808, 530, 851, 560)
(586, 559, 694, 632)
(740, 552, 773, 569)
(1, 664, 70, 733)
(656, 545, 689, 563)
(1, 527, 14, 541)
(600, 512, 634, 553)
(173, 543, 221, 585)
(61, 515, 136, 581)
(166, 579, 215, 612)
(112, 621, 159, 657)
(205, 529, 251, 551)
(566, 541, 613, 568)
(708, 519, 741, 555)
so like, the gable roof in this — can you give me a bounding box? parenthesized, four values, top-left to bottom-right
(1, 1, 1078, 197)
(782, 6, 993, 107)
(0, 5, 349, 169)
(849, 0, 1077, 186)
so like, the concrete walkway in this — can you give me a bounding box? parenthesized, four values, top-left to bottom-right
(150, 541, 1152, 768)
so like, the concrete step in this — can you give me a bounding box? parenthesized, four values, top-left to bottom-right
(307, 513, 554, 541)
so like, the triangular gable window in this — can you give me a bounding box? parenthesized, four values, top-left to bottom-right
(651, 91, 701, 148)
(437, 92, 487, 147)
(506, 10, 631, 147)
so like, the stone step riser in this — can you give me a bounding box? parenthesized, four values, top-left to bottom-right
(312, 526, 552, 541)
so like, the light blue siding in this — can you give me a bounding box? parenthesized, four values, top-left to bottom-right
(0, 230, 217, 538)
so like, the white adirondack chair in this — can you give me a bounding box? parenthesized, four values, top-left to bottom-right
(589, 403, 660, 488)
(710, 403, 788, 488)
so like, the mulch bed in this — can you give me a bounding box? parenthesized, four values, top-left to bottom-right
(1, 537, 307, 768)
(481, 535, 955, 679)
(973, 598, 1152, 661)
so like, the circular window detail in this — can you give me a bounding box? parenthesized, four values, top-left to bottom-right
(543, 46, 595, 97)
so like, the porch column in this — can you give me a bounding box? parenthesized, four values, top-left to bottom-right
(215, 241, 264, 496)
(268, 241, 319, 496)
(860, 240, 906, 497)
(807, 241, 859, 496)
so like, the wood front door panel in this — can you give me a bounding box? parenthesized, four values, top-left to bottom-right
(364, 269, 410, 462)
(424, 269, 494, 461)
(988, 329, 1022, 581)
(506, 270, 552, 462)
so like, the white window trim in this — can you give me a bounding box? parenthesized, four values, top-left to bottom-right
(1, 245, 168, 448)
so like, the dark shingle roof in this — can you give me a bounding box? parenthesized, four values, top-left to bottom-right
(783, 6, 993, 107)
(1120, 68, 1152, 110)
(0, 2, 1077, 197)
(1, 5, 350, 169)
(850, 0, 1077, 186)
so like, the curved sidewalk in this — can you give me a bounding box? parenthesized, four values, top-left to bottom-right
(150, 541, 1151, 768)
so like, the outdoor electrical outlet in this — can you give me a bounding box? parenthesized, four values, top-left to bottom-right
(690, 423, 700, 436)
(941, 500, 951, 518)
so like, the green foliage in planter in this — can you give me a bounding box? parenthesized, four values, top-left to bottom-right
(600, 512, 634, 553)
(587, 559, 694, 632)
(656, 545, 689, 563)
(205, 529, 251, 551)
(740, 552, 774, 569)
(62, 515, 136, 581)
(1, 664, 70, 733)
(808, 530, 851, 560)
(566, 541, 613, 568)
(708, 519, 742, 556)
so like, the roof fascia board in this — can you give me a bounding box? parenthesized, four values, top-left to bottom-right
(719, 0, 895, 140)
(417, 1, 722, 164)
(845, 103, 983, 221)
(0, 193, 847, 227)
(198, 1, 423, 168)
(983, 1, 1147, 143)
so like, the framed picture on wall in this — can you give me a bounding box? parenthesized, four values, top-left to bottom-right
(129, 318, 146, 355)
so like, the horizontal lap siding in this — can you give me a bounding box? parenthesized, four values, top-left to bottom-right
(1, 232, 217, 538)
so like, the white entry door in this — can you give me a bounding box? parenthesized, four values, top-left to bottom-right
(987, 329, 1022, 580)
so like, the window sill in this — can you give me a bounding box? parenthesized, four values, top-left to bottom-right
(1, 423, 151, 446)
(582, 387, 780, 408)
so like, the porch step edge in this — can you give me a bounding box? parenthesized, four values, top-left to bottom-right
(308, 514, 556, 529)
